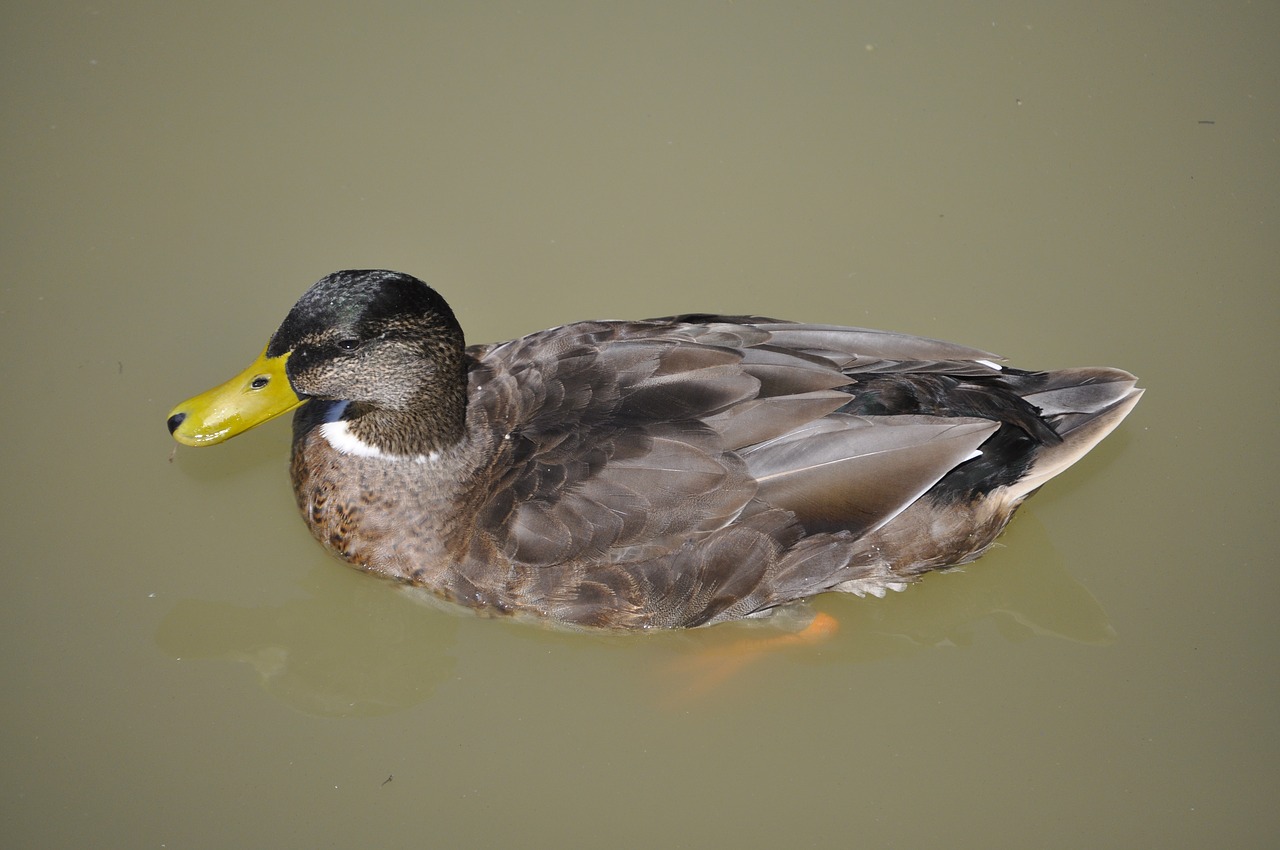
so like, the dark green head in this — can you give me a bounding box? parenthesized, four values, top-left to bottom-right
(271, 270, 466, 412)
(168, 270, 469, 452)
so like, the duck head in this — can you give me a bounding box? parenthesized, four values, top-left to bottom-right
(166, 270, 468, 454)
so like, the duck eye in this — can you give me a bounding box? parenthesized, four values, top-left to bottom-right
(336, 338, 361, 351)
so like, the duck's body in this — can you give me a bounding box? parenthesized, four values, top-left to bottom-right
(168, 270, 1142, 630)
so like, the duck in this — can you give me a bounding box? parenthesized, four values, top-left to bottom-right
(167, 269, 1142, 631)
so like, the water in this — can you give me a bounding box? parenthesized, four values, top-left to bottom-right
(3, 3, 1277, 847)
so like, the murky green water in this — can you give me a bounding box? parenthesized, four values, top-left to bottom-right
(4, 3, 1277, 847)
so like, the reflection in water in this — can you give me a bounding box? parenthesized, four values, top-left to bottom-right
(157, 511, 1108, 715)
(654, 509, 1113, 702)
(156, 567, 458, 717)
(815, 510, 1115, 659)
(652, 510, 1113, 705)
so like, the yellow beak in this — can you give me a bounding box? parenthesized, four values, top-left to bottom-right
(166, 347, 304, 446)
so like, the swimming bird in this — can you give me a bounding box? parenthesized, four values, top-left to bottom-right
(167, 269, 1141, 630)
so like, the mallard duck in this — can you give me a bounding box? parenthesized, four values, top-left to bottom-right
(167, 269, 1141, 630)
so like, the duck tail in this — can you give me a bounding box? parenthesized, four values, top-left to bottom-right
(1006, 368, 1144, 503)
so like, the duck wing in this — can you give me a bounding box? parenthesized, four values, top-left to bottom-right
(469, 319, 1002, 570)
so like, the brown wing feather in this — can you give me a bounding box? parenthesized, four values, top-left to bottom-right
(743, 415, 998, 534)
(460, 317, 1109, 627)
(471, 323, 765, 570)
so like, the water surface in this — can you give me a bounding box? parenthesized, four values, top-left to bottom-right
(3, 3, 1276, 848)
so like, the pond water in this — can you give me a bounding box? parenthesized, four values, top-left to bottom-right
(4, 3, 1277, 848)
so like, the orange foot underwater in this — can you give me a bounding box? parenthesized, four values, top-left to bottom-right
(661, 611, 840, 708)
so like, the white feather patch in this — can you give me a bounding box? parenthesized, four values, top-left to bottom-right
(834, 578, 909, 597)
(319, 414, 439, 464)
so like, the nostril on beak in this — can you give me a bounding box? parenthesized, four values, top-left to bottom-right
(167, 412, 187, 434)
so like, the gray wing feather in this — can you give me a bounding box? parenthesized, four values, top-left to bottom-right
(467, 316, 1120, 627)
(743, 415, 998, 534)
